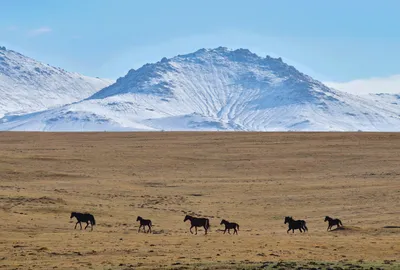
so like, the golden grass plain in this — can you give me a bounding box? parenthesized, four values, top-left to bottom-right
(0, 132, 399, 270)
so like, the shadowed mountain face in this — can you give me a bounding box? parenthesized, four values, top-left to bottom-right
(0, 46, 113, 117)
(1, 47, 400, 131)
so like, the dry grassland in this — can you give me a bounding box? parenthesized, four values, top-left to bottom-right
(0, 132, 399, 270)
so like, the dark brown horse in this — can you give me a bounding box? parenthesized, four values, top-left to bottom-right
(136, 216, 152, 233)
(325, 216, 343, 231)
(70, 212, 96, 231)
(184, 215, 210, 235)
(284, 216, 308, 233)
(220, 219, 239, 235)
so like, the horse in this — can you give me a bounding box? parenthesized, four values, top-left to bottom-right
(220, 219, 239, 235)
(136, 216, 152, 233)
(324, 216, 343, 231)
(284, 216, 308, 233)
(183, 215, 210, 235)
(70, 212, 96, 231)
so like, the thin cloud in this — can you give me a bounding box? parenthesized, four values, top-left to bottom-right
(325, 75, 400, 95)
(28, 27, 52, 37)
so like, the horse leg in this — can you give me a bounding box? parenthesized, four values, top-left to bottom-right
(138, 225, 142, 233)
(148, 225, 152, 233)
(74, 221, 79, 229)
(85, 222, 89, 230)
(79, 222, 82, 230)
(228, 229, 231, 235)
(223, 228, 227, 234)
(234, 228, 238, 235)
(287, 228, 290, 233)
(195, 226, 198, 235)
(204, 226, 207, 235)
(190, 225, 194, 234)
(299, 227, 303, 233)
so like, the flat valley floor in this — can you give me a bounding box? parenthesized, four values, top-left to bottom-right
(0, 132, 399, 270)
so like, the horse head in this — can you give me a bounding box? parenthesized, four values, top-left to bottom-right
(70, 212, 76, 219)
(324, 216, 330, 222)
(220, 219, 227, 225)
(284, 216, 292, 224)
(183, 215, 191, 222)
(136, 216, 142, 222)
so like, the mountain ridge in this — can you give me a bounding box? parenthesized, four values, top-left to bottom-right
(0, 46, 113, 117)
(1, 47, 400, 131)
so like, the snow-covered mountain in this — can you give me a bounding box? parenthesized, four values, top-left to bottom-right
(0, 46, 113, 117)
(1, 47, 400, 131)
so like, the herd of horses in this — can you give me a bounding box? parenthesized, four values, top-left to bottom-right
(70, 212, 343, 234)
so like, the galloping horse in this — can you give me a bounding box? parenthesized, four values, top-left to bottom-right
(284, 216, 308, 233)
(220, 219, 239, 235)
(324, 216, 343, 231)
(136, 216, 152, 233)
(183, 215, 210, 235)
(70, 212, 96, 231)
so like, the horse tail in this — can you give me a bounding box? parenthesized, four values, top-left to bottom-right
(91, 215, 96, 226)
(338, 219, 343, 226)
(237, 224, 240, 231)
(206, 219, 210, 231)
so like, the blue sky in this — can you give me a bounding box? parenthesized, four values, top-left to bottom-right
(1, 0, 400, 82)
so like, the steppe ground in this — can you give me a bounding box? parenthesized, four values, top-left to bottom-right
(0, 132, 399, 270)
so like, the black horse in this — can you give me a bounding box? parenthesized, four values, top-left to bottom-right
(183, 215, 210, 235)
(220, 219, 239, 235)
(136, 216, 152, 233)
(70, 212, 96, 231)
(284, 216, 308, 233)
(325, 216, 343, 231)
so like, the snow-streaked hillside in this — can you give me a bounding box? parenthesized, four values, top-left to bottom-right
(0, 46, 113, 117)
(1, 47, 400, 131)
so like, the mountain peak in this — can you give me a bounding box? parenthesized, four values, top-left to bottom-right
(89, 47, 321, 101)
(175, 47, 267, 61)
